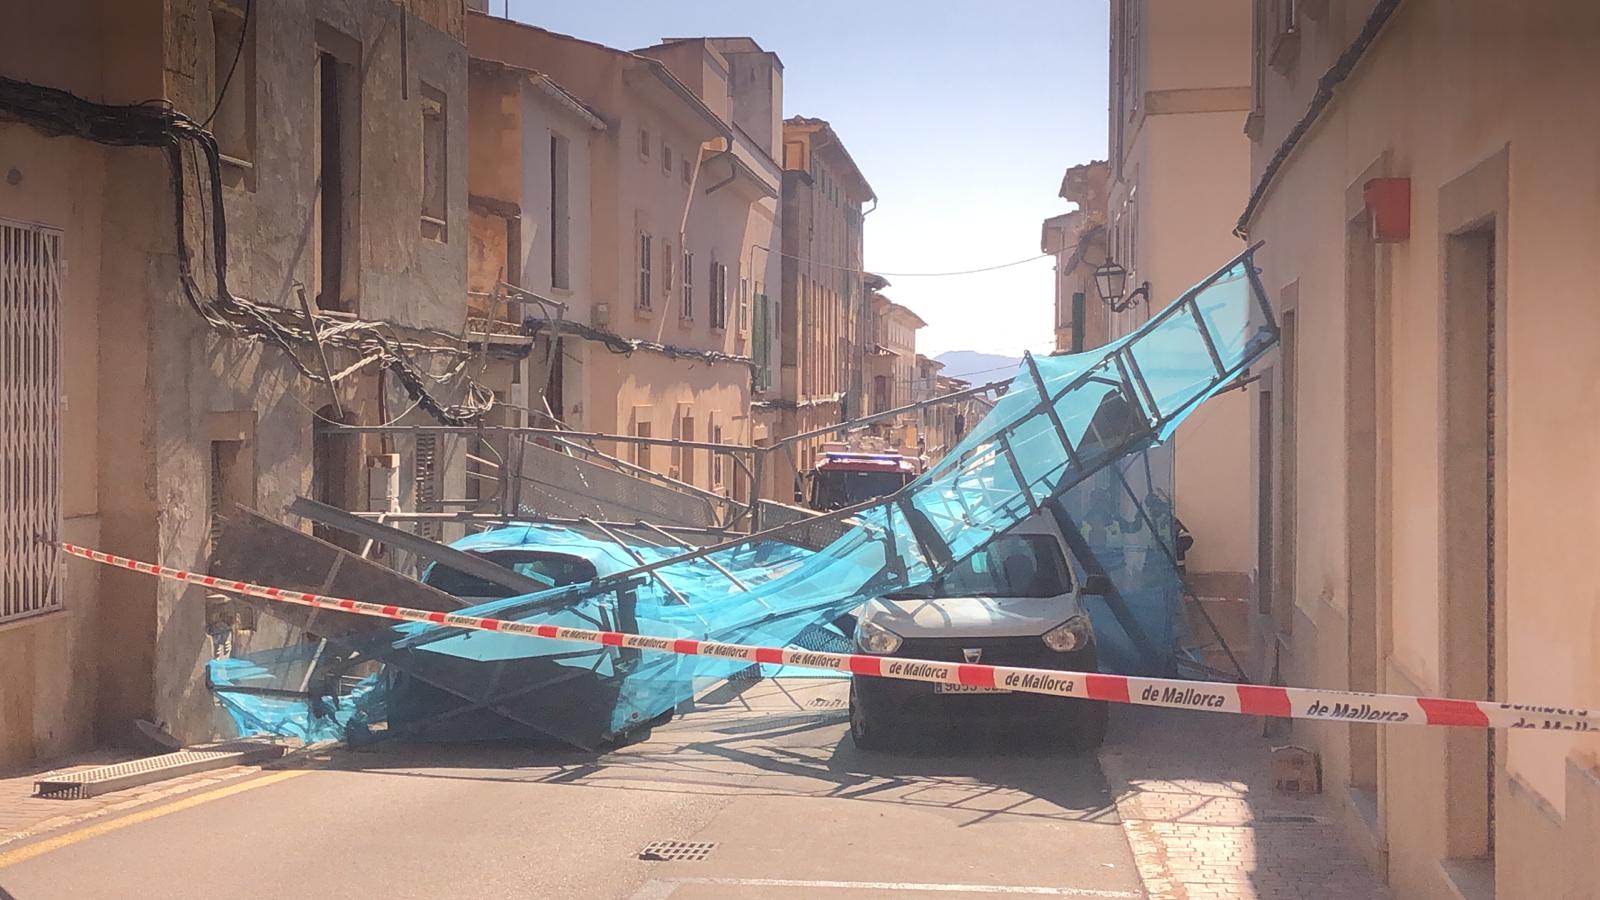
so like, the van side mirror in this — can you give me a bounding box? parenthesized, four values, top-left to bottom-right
(1081, 574, 1114, 596)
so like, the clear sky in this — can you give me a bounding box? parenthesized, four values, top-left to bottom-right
(502, 0, 1110, 358)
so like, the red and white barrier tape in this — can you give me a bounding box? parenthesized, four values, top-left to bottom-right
(58, 542, 1596, 732)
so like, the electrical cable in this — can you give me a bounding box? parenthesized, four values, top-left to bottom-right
(198, 0, 252, 130)
(0, 73, 493, 426)
(753, 245, 1050, 278)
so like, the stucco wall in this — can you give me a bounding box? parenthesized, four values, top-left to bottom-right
(1106, 0, 1255, 598)
(1248, 2, 1600, 895)
(0, 0, 472, 764)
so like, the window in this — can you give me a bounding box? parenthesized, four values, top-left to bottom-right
(420, 84, 447, 241)
(210, 0, 255, 185)
(663, 239, 675, 295)
(638, 232, 653, 309)
(1268, 0, 1302, 71)
(311, 404, 360, 551)
(206, 431, 257, 648)
(0, 220, 62, 624)
(737, 275, 750, 333)
(753, 286, 771, 391)
(711, 422, 725, 488)
(1127, 0, 1141, 115)
(1249, 0, 1267, 136)
(315, 27, 361, 313)
(709, 260, 728, 329)
(550, 133, 570, 289)
(672, 413, 696, 484)
(413, 433, 441, 542)
(632, 421, 652, 469)
(638, 127, 651, 159)
(662, 143, 673, 174)
(681, 249, 695, 320)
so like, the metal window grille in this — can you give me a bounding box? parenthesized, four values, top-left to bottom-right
(1, 220, 63, 624)
(209, 443, 225, 552)
(414, 434, 440, 542)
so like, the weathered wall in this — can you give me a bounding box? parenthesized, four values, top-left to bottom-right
(468, 15, 765, 490)
(0, 0, 165, 767)
(0, 0, 472, 764)
(1248, 2, 1600, 895)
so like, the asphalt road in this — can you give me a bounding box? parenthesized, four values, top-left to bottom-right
(0, 679, 1144, 899)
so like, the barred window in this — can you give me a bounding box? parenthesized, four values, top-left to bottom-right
(0, 220, 63, 624)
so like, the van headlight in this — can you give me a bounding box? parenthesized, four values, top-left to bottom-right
(855, 618, 903, 655)
(1042, 616, 1092, 653)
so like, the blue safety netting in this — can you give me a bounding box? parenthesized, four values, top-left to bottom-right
(210, 249, 1275, 749)
(208, 643, 387, 744)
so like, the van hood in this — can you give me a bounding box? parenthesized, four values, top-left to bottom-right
(860, 594, 1084, 640)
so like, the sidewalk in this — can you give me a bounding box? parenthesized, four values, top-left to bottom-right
(1100, 706, 1389, 900)
(0, 749, 262, 850)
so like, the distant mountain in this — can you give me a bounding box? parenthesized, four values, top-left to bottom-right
(933, 350, 1024, 382)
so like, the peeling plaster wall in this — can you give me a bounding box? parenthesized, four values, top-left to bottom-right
(0, 0, 471, 764)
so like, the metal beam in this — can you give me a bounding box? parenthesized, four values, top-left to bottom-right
(347, 509, 733, 538)
(319, 423, 753, 455)
(768, 378, 1009, 450)
(287, 497, 553, 596)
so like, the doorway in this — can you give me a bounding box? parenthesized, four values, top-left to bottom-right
(1440, 224, 1499, 865)
(1345, 214, 1382, 795)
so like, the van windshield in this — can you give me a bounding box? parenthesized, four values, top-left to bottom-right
(893, 534, 1073, 599)
(421, 551, 598, 600)
(812, 470, 909, 509)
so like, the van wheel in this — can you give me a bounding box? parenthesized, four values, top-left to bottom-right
(849, 683, 892, 751)
(1065, 699, 1109, 753)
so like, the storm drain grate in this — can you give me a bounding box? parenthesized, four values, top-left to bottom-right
(32, 743, 284, 799)
(1256, 814, 1321, 824)
(808, 697, 847, 710)
(638, 841, 718, 862)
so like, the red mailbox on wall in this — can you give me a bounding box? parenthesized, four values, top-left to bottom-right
(1363, 177, 1411, 243)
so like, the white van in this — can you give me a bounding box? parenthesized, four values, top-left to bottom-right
(847, 514, 1109, 751)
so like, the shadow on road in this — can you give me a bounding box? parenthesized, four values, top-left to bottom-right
(313, 690, 1124, 829)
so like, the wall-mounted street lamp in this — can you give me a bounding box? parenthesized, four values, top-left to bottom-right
(1092, 261, 1151, 313)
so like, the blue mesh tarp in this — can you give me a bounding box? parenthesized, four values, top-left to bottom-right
(212, 248, 1276, 749)
(208, 643, 387, 744)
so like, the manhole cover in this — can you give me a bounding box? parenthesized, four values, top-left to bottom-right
(639, 841, 718, 862)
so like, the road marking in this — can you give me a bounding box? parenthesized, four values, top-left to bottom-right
(631, 877, 1141, 897)
(0, 769, 309, 870)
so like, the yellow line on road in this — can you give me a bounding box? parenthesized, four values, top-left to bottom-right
(0, 769, 309, 870)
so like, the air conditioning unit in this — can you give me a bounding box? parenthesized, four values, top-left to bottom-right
(591, 302, 611, 328)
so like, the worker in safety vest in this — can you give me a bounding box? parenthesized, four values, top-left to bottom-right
(1078, 487, 1132, 573)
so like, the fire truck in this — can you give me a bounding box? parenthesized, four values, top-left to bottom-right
(799, 445, 923, 511)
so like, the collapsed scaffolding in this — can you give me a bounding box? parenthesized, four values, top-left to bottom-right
(207, 247, 1279, 750)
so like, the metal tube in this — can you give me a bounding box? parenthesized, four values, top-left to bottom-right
(1112, 351, 1160, 432)
(348, 509, 731, 538)
(549, 435, 731, 507)
(770, 378, 1009, 449)
(634, 520, 757, 598)
(1187, 296, 1228, 377)
(1023, 351, 1085, 470)
(997, 432, 1040, 514)
(318, 423, 755, 454)
(579, 517, 694, 611)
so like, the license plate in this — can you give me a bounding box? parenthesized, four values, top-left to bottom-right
(934, 684, 1011, 695)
